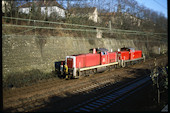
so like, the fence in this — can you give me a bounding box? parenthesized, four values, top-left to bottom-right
(2, 16, 167, 42)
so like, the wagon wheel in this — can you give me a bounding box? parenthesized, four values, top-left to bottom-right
(93, 68, 97, 74)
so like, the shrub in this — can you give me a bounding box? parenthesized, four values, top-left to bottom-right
(3, 69, 57, 89)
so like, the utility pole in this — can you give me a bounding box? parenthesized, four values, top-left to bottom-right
(147, 35, 149, 55)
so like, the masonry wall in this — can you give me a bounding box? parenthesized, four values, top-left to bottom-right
(2, 35, 167, 78)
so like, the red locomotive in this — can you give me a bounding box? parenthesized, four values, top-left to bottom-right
(56, 47, 145, 78)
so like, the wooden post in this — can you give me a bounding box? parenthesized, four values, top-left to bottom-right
(147, 35, 149, 55)
(157, 75, 160, 104)
(34, 20, 36, 35)
(109, 20, 113, 35)
(109, 20, 111, 30)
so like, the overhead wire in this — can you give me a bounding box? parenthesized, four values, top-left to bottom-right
(153, 0, 167, 9)
(2, 16, 167, 36)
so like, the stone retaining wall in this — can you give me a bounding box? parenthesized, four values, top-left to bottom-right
(2, 35, 167, 78)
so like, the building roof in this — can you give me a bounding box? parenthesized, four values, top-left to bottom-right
(68, 7, 96, 14)
(19, 1, 65, 10)
(99, 12, 116, 16)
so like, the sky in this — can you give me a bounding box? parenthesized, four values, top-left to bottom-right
(136, 0, 167, 17)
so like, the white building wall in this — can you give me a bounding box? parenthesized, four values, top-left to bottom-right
(19, 7, 31, 14)
(2, 1, 12, 13)
(49, 6, 65, 17)
(19, 6, 65, 18)
(2, 1, 6, 13)
(41, 7, 46, 14)
(93, 8, 98, 23)
(41, 6, 65, 17)
(89, 8, 98, 23)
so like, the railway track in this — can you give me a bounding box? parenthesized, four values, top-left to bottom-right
(64, 75, 152, 112)
(3, 72, 124, 112)
(3, 69, 151, 112)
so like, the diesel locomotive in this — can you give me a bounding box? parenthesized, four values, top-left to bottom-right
(55, 47, 145, 79)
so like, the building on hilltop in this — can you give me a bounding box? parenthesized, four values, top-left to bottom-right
(2, 0, 15, 15)
(2, 1, 10, 14)
(68, 7, 98, 23)
(18, 1, 66, 18)
(98, 12, 116, 27)
(99, 12, 142, 27)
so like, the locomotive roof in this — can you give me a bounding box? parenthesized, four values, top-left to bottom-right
(97, 48, 108, 52)
(89, 48, 108, 52)
(121, 47, 135, 50)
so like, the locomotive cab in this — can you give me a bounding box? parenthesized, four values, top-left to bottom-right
(89, 48, 108, 54)
(90, 48, 109, 65)
(119, 47, 135, 60)
(100, 50, 109, 65)
(121, 47, 135, 52)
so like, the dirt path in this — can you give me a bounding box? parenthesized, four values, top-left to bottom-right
(3, 55, 168, 112)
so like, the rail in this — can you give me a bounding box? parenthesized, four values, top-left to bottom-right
(64, 75, 151, 112)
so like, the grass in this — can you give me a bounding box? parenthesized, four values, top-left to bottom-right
(3, 69, 58, 89)
(2, 17, 99, 38)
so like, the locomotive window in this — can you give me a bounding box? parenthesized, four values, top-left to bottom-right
(101, 51, 107, 55)
(101, 52, 104, 55)
(89, 50, 93, 53)
(121, 48, 130, 51)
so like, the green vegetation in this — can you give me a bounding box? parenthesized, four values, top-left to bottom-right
(3, 69, 58, 89)
(150, 65, 168, 105)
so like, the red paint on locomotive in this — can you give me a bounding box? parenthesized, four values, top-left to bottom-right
(76, 54, 86, 68)
(67, 58, 73, 68)
(108, 52, 117, 63)
(85, 53, 100, 67)
(100, 51, 109, 65)
(134, 50, 142, 59)
(117, 51, 130, 60)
